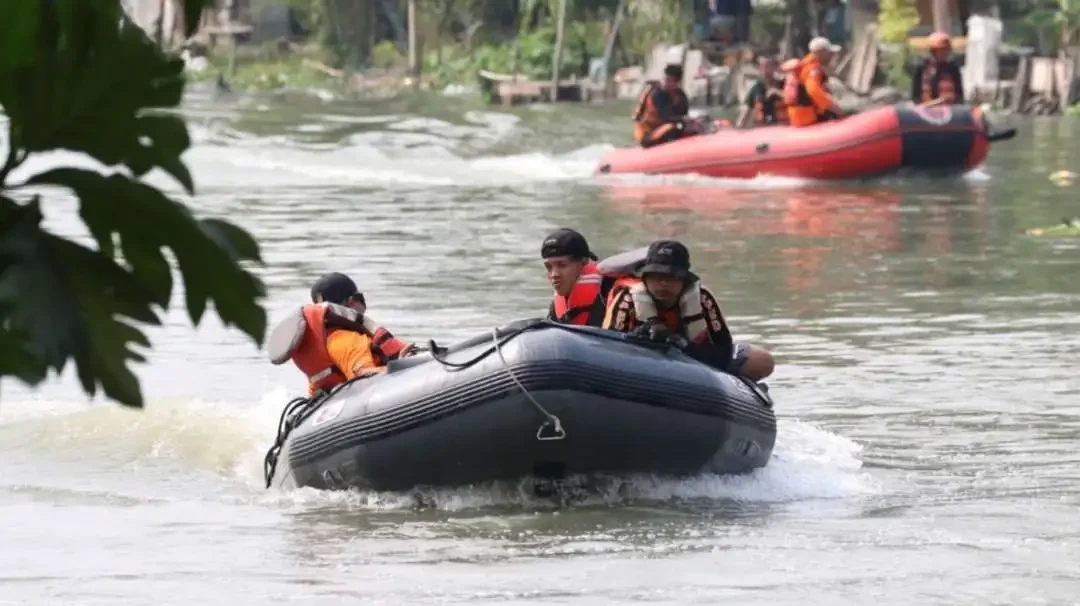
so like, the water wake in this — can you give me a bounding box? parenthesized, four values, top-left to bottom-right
(0, 390, 876, 512)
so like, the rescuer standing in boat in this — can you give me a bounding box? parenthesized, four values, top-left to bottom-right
(601, 240, 775, 381)
(785, 36, 846, 127)
(737, 56, 789, 127)
(633, 64, 697, 148)
(912, 32, 964, 106)
(542, 228, 614, 327)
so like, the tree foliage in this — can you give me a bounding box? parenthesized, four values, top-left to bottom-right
(0, 0, 266, 407)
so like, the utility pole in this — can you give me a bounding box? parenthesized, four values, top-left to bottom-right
(933, 0, 952, 34)
(407, 0, 420, 84)
(550, 0, 568, 103)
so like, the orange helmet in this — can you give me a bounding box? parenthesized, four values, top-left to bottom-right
(928, 32, 951, 51)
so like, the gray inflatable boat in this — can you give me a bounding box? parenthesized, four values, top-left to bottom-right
(263, 319, 777, 492)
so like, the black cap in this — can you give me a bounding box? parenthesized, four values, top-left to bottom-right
(541, 228, 597, 261)
(310, 272, 360, 304)
(639, 240, 694, 279)
(664, 64, 683, 80)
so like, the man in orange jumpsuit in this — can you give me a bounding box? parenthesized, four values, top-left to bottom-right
(785, 36, 846, 127)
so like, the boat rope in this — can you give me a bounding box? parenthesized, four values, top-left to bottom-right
(490, 327, 566, 441)
(263, 395, 315, 489)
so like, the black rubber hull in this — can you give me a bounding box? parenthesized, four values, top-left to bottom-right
(269, 321, 777, 492)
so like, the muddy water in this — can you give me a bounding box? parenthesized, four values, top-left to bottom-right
(1, 92, 1078, 605)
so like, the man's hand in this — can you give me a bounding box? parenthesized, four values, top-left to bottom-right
(399, 344, 419, 358)
(647, 323, 672, 343)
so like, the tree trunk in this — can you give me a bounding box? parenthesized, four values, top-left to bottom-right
(790, 0, 813, 55)
(550, 0, 567, 102)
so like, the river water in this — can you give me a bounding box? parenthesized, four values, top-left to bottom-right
(2, 89, 1079, 605)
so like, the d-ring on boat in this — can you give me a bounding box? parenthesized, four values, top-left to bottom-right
(263, 319, 777, 492)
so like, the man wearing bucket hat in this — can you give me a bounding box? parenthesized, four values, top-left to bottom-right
(784, 36, 846, 127)
(601, 241, 774, 381)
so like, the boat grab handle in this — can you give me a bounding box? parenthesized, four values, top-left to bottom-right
(491, 327, 567, 441)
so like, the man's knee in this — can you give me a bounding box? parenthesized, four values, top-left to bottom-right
(736, 343, 774, 381)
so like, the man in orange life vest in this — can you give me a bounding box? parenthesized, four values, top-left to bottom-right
(268, 272, 416, 396)
(911, 32, 964, 106)
(736, 56, 789, 128)
(633, 64, 694, 148)
(602, 240, 775, 381)
(785, 36, 846, 127)
(542, 228, 614, 327)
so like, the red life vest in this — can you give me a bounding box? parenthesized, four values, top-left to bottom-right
(551, 262, 606, 326)
(268, 303, 411, 393)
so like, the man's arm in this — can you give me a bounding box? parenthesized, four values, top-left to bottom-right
(737, 84, 759, 128)
(679, 286, 734, 370)
(699, 287, 734, 350)
(546, 300, 557, 322)
(804, 67, 842, 116)
(326, 330, 384, 380)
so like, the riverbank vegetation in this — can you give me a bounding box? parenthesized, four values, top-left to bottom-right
(195, 0, 1080, 109)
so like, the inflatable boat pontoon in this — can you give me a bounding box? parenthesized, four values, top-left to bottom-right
(264, 319, 776, 492)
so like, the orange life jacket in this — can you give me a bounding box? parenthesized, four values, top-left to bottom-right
(920, 59, 959, 104)
(633, 81, 688, 143)
(608, 277, 710, 344)
(551, 262, 606, 326)
(784, 55, 828, 107)
(271, 303, 411, 393)
(784, 55, 830, 127)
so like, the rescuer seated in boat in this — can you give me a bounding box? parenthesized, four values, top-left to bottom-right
(785, 37, 846, 127)
(268, 272, 417, 396)
(912, 32, 964, 107)
(736, 56, 789, 128)
(601, 240, 775, 381)
(633, 64, 700, 148)
(542, 228, 615, 327)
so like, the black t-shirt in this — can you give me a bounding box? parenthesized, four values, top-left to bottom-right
(744, 80, 785, 124)
(650, 88, 689, 124)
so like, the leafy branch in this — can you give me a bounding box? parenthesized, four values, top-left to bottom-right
(0, 0, 267, 407)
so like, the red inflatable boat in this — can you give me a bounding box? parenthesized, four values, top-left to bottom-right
(595, 103, 1015, 181)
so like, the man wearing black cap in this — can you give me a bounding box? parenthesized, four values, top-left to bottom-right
(269, 272, 416, 396)
(632, 64, 694, 148)
(602, 240, 774, 381)
(541, 228, 613, 327)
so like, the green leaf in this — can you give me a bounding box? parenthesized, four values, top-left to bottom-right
(0, 195, 164, 406)
(8, 5, 193, 192)
(0, 197, 87, 372)
(26, 169, 267, 346)
(0, 0, 267, 408)
(0, 3, 40, 72)
(133, 115, 195, 194)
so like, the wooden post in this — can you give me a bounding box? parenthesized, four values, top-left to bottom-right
(601, 0, 627, 85)
(932, 0, 952, 33)
(407, 0, 420, 83)
(1011, 55, 1030, 113)
(550, 0, 568, 103)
